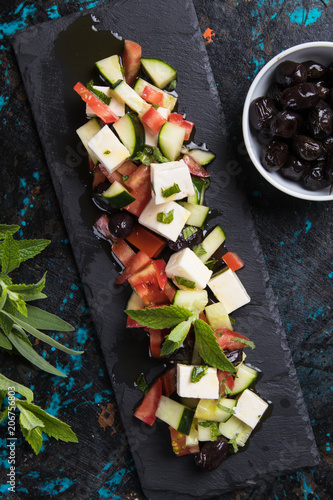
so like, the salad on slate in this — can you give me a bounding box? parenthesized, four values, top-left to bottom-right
(74, 38, 269, 470)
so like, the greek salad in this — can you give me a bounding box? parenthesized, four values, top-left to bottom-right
(74, 38, 269, 471)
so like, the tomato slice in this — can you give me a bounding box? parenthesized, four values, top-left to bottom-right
(74, 82, 119, 123)
(126, 316, 144, 328)
(222, 251, 245, 272)
(125, 224, 166, 258)
(128, 262, 171, 305)
(217, 370, 234, 396)
(122, 40, 142, 86)
(116, 250, 152, 285)
(163, 281, 176, 303)
(134, 377, 162, 426)
(161, 366, 177, 396)
(141, 106, 167, 134)
(215, 328, 250, 350)
(153, 260, 168, 290)
(92, 165, 106, 189)
(124, 164, 152, 217)
(117, 160, 138, 177)
(111, 239, 136, 267)
(94, 214, 114, 240)
(182, 154, 210, 178)
(168, 113, 194, 141)
(141, 85, 164, 106)
(169, 427, 200, 456)
(147, 328, 167, 358)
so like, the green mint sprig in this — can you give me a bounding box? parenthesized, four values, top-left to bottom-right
(0, 373, 78, 454)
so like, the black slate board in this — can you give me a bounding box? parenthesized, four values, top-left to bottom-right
(12, 1, 320, 498)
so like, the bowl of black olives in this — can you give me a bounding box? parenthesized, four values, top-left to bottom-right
(243, 42, 333, 201)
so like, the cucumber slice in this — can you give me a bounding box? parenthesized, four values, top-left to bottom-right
(155, 396, 194, 435)
(102, 180, 136, 209)
(158, 122, 185, 161)
(140, 58, 177, 89)
(195, 225, 226, 264)
(133, 78, 177, 111)
(185, 419, 199, 446)
(95, 54, 123, 87)
(113, 112, 145, 158)
(187, 149, 216, 166)
(111, 80, 151, 115)
(76, 119, 101, 165)
(126, 291, 145, 310)
(173, 289, 208, 312)
(230, 364, 258, 396)
(187, 176, 210, 205)
(178, 202, 209, 227)
(219, 415, 252, 446)
(205, 302, 233, 330)
(195, 397, 236, 423)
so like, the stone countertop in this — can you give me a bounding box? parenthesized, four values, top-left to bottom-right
(0, 0, 332, 498)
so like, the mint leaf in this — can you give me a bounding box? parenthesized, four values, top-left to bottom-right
(182, 226, 197, 240)
(160, 318, 192, 356)
(16, 239, 50, 263)
(0, 224, 20, 239)
(231, 337, 256, 349)
(229, 437, 239, 453)
(193, 244, 207, 256)
(174, 276, 196, 289)
(194, 319, 236, 373)
(16, 401, 45, 431)
(161, 183, 181, 198)
(17, 400, 78, 443)
(210, 421, 221, 441)
(125, 305, 193, 329)
(14, 304, 75, 332)
(12, 298, 28, 317)
(87, 80, 111, 105)
(7, 272, 47, 300)
(0, 297, 16, 335)
(0, 289, 7, 310)
(0, 330, 12, 350)
(216, 403, 235, 415)
(136, 373, 149, 394)
(1, 234, 21, 276)
(156, 209, 174, 224)
(21, 424, 43, 454)
(8, 328, 67, 377)
(191, 365, 208, 383)
(0, 373, 34, 402)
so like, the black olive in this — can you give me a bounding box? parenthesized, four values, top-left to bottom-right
(223, 349, 243, 365)
(314, 81, 330, 101)
(280, 83, 319, 110)
(293, 135, 323, 161)
(194, 435, 229, 471)
(307, 100, 333, 139)
(267, 82, 283, 106)
(323, 136, 333, 155)
(303, 60, 326, 80)
(261, 140, 289, 172)
(281, 156, 309, 181)
(167, 228, 203, 251)
(303, 160, 332, 191)
(275, 60, 307, 87)
(249, 96, 276, 130)
(108, 211, 135, 238)
(270, 110, 303, 138)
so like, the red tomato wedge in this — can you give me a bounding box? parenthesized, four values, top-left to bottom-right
(161, 367, 177, 396)
(125, 224, 166, 258)
(128, 262, 171, 305)
(94, 214, 114, 240)
(182, 154, 210, 178)
(74, 82, 119, 123)
(153, 260, 168, 290)
(168, 113, 194, 141)
(134, 377, 162, 426)
(124, 164, 152, 216)
(126, 316, 144, 328)
(217, 370, 234, 396)
(117, 160, 138, 177)
(222, 251, 245, 272)
(116, 250, 152, 285)
(111, 239, 136, 267)
(164, 281, 177, 303)
(215, 328, 250, 350)
(98, 163, 124, 185)
(147, 328, 167, 358)
(141, 106, 167, 134)
(169, 427, 200, 456)
(122, 40, 142, 86)
(141, 85, 164, 106)
(92, 165, 106, 189)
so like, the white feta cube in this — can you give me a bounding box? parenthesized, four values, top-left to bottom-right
(143, 107, 170, 147)
(234, 389, 268, 429)
(151, 159, 195, 204)
(87, 125, 130, 174)
(86, 86, 125, 117)
(165, 248, 212, 290)
(138, 198, 191, 241)
(177, 364, 219, 399)
(208, 268, 250, 313)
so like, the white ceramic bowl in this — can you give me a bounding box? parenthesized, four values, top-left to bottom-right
(242, 42, 333, 201)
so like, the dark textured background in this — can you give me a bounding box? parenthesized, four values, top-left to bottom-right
(0, 1, 332, 499)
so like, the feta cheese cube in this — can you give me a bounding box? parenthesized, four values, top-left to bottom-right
(138, 198, 191, 241)
(177, 364, 219, 399)
(208, 268, 250, 313)
(87, 125, 130, 174)
(86, 86, 125, 117)
(234, 389, 268, 429)
(165, 248, 212, 290)
(151, 159, 195, 204)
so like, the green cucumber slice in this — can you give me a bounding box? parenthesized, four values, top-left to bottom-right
(187, 149, 216, 166)
(195, 397, 236, 423)
(76, 119, 101, 165)
(219, 415, 252, 446)
(133, 78, 177, 111)
(126, 291, 145, 310)
(178, 202, 209, 227)
(111, 80, 151, 115)
(102, 180, 135, 209)
(205, 302, 233, 330)
(140, 58, 177, 89)
(229, 364, 258, 396)
(158, 122, 185, 161)
(195, 225, 226, 264)
(173, 289, 208, 312)
(113, 112, 145, 158)
(187, 176, 210, 205)
(155, 396, 194, 435)
(95, 54, 123, 87)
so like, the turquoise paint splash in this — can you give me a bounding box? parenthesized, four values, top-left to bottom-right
(46, 5, 61, 20)
(0, 3, 37, 38)
(287, 7, 322, 26)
